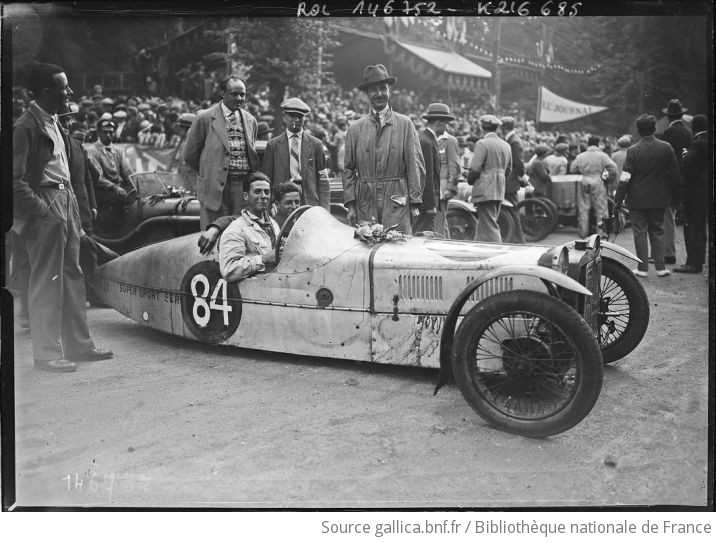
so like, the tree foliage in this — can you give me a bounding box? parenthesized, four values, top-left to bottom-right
(209, 18, 337, 133)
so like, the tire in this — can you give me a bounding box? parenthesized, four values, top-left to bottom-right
(452, 290, 603, 438)
(446, 208, 478, 241)
(516, 199, 556, 242)
(537, 196, 560, 227)
(598, 257, 650, 364)
(497, 206, 516, 243)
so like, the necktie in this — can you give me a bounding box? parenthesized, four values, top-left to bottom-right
(290, 133, 301, 181)
(373, 110, 381, 127)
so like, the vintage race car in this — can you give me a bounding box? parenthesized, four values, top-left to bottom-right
(93, 171, 200, 254)
(92, 206, 649, 437)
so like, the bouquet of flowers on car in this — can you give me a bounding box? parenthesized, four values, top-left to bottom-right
(354, 219, 408, 246)
(145, 185, 194, 206)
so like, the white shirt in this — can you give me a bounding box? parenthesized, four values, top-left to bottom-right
(286, 129, 303, 157)
(370, 105, 390, 127)
(220, 101, 240, 119)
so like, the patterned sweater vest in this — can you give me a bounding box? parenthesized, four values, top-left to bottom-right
(226, 112, 250, 172)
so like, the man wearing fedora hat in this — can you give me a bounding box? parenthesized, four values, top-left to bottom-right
(467, 115, 512, 242)
(261, 97, 330, 212)
(659, 98, 692, 265)
(343, 64, 425, 233)
(420, 103, 459, 235)
(499, 116, 527, 243)
(413, 104, 444, 233)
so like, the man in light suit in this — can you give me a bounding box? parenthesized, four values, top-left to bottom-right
(183, 74, 259, 229)
(467, 115, 512, 242)
(261, 97, 330, 211)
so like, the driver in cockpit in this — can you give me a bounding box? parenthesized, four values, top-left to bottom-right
(218, 172, 279, 281)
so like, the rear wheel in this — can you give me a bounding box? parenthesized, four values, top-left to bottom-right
(446, 208, 478, 241)
(517, 199, 557, 242)
(599, 257, 650, 363)
(537, 197, 560, 227)
(452, 291, 603, 437)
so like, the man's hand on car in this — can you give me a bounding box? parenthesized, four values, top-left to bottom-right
(197, 226, 220, 255)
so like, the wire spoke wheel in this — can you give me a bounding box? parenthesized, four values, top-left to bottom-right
(598, 257, 650, 364)
(446, 208, 478, 241)
(452, 291, 603, 437)
(516, 199, 556, 242)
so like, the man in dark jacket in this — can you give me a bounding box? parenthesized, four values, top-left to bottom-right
(12, 63, 112, 372)
(500, 116, 526, 243)
(614, 114, 681, 277)
(659, 99, 692, 264)
(415, 103, 449, 233)
(674, 114, 709, 273)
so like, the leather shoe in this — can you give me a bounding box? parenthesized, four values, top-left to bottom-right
(34, 359, 77, 373)
(66, 348, 114, 362)
(674, 264, 702, 274)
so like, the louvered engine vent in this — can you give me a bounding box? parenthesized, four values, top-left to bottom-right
(466, 276, 514, 302)
(398, 275, 443, 301)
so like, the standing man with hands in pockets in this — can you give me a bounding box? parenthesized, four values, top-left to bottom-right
(342, 64, 425, 234)
(183, 74, 259, 229)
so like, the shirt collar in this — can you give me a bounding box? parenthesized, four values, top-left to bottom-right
(667, 119, 683, 128)
(426, 127, 438, 140)
(370, 105, 390, 124)
(287, 129, 303, 139)
(505, 130, 516, 141)
(221, 102, 239, 118)
(484, 132, 498, 139)
(436, 131, 449, 141)
(30, 101, 58, 123)
(586, 145, 601, 151)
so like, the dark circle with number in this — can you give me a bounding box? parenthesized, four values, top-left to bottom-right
(180, 261, 242, 343)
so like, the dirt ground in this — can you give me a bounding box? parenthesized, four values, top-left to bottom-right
(7, 224, 711, 508)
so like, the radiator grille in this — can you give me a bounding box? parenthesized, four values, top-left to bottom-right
(398, 275, 443, 301)
(465, 276, 513, 302)
(580, 258, 601, 332)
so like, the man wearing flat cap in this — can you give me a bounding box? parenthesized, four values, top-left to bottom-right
(262, 97, 330, 212)
(343, 64, 425, 233)
(184, 74, 259, 229)
(86, 118, 135, 231)
(659, 98, 692, 265)
(467, 115, 512, 242)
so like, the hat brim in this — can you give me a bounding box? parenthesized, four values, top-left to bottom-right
(282, 109, 309, 116)
(358, 76, 397, 91)
(422, 113, 455, 121)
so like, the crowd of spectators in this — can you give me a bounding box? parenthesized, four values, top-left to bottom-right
(12, 79, 623, 178)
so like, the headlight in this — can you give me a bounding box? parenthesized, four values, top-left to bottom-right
(538, 246, 570, 274)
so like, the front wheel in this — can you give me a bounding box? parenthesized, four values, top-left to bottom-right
(452, 291, 603, 437)
(599, 257, 650, 363)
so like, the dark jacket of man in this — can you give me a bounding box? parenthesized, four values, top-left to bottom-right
(68, 136, 98, 231)
(12, 107, 68, 221)
(504, 131, 525, 195)
(418, 128, 440, 212)
(680, 134, 709, 207)
(615, 135, 681, 210)
(261, 131, 330, 211)
(661, 120, 692, 164)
